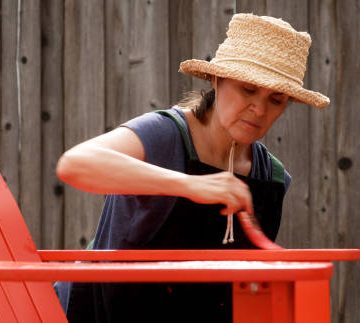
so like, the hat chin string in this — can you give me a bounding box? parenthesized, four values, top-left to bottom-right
(222, 140, 236, 244)
(214, 76, 236, 245)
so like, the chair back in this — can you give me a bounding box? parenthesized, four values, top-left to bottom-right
(0, 174, 67, 322)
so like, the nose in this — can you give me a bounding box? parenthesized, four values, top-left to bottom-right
(249, 97, 267, 117)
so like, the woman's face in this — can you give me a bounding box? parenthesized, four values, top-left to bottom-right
(215, 78, 289, 144)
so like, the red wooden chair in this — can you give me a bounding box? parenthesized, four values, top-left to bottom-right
(0, 173, 359, 323)
(0, 174, 68, 322)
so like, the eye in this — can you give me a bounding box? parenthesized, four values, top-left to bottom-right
(270, 97, 283, 105)
(242, 86, 256, 94)
(270, 94, 287, 105)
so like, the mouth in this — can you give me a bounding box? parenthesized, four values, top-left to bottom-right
(240, 119, 261, 129)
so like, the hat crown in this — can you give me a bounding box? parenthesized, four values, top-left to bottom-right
(212, 13, 311, 85)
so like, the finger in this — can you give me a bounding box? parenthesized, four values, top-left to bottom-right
(233, 183, 253, 215)
(219, 198, 252, 215)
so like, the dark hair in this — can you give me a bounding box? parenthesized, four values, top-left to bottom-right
(178, 88, 215, 124)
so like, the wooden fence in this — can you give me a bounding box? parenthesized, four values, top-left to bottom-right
(0, 0, 359, 322)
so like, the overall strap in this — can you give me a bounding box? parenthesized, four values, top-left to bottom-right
(268, 152, 285, 184)
(155, 109, 198, 160)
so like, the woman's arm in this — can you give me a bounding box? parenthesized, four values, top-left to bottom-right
(56, 127, 253, 215)
(57, 127, 180, 194)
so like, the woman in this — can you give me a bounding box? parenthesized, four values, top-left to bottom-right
(55, 13, 329, 323)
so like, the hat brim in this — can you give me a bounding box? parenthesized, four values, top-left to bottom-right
(179, 59, 330, 109)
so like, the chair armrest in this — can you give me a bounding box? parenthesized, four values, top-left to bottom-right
(0, 260, 333, 282)
(37, 249, 360, 262)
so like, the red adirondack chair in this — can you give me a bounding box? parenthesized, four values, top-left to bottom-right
(0, 173, 359, 323)
(0, 174, 68, 322)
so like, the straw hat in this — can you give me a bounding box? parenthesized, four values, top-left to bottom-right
(179, 13, 330, 108)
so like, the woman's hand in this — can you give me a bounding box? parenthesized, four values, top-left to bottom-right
(183, 171, 253, 215)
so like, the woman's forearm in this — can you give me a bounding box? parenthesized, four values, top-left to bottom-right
(56, 145, 189, 196)
(57, 140, 253, 215)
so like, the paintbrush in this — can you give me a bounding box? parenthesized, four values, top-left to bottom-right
(237, 211, 283, 250)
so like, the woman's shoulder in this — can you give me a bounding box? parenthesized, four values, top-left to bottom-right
(122, 107, 184, 139)
(123, 106, 181, 129)
(121, 106, 187, 170)
(252, 141, 291, 190)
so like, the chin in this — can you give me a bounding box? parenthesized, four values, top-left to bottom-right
(231, 132, 261, 145)
(232, 137, 256, 145)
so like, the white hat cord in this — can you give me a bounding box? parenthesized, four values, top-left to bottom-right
(222, 140, 236, 244)
(213, 75, 236, 244)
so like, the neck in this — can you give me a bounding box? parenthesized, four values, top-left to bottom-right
(207, 111, 252, 168)
(185, 109, 252, 174)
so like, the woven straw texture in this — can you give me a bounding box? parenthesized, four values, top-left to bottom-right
(180, 13, 330, 108)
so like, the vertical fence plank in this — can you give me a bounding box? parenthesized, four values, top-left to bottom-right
(1, 0, 20, 200)
(192, 0, 235, 91)
(169, 0, 193, 103)
(236, 0, 267, 15)
(105, 0, 130, 129)
(308, 0, 337, 249)
(64, 0, 105, 249)
(261, 1, 311, 249)
(335, 1, 360, 322)
(308, 2, 338, 322)
(19, 0, 42, 246)
(171, 0, 233, 102)
(108, 0, 170, 125)
(127, 0, 170, 116)
(41, 0, 64, 249)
